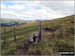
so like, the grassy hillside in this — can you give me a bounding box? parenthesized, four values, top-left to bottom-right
(1, 15, 74, 55)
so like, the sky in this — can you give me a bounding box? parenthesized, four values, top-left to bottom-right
(1, 0, 74, 20)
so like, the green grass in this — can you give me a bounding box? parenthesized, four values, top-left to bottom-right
(1, 15, 74, 55)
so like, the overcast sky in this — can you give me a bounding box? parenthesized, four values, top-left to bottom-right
(1, 1, 74, 20)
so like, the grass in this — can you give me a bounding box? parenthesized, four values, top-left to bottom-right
(1, 15, 74, 55)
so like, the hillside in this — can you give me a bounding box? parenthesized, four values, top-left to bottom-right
(1, 15, 74, 55)
(0, 18, 33, 27)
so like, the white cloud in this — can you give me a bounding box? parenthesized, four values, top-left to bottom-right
(8, 5, 25, 10)
(40, 1, 74, 17)
(1, 3, 6, 9)
(1, 1, 74, 20)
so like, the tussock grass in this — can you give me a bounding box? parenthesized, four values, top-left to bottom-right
(1, 15, 74, 55)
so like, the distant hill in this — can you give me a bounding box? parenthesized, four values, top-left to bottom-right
(0, 18, 34, 27)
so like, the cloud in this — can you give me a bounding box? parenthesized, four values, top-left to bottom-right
(1, 1, 74, 20)
(8, 5, 25, 10)
(40, 1, 74, 16)
(1, 3, 6, 9)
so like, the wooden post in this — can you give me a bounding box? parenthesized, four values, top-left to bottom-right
(3, 28, 6, 47)
(13, 27, 16, 42)
(52, 31, 54, 39)
(60, 26, 62, 38)
(24, 40, 25, 50)
(38, 21, 41, 40)
(24, 40, 29, 51)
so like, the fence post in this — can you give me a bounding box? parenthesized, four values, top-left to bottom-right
(13, 27, 16, 42)
(38, 21, 41, 41)
(59, 52, 61, 56)
(3, 28, 6, 47)
(24, 40, 29, 51)
(52, 31, 55, 39)
(60, 26, 62, 38)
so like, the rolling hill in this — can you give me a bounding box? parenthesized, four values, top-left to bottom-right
(1, 15, 74, 55)
(0, 18, 34, 27)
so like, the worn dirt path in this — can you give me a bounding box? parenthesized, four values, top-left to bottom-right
(14, 40, 29, 55)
